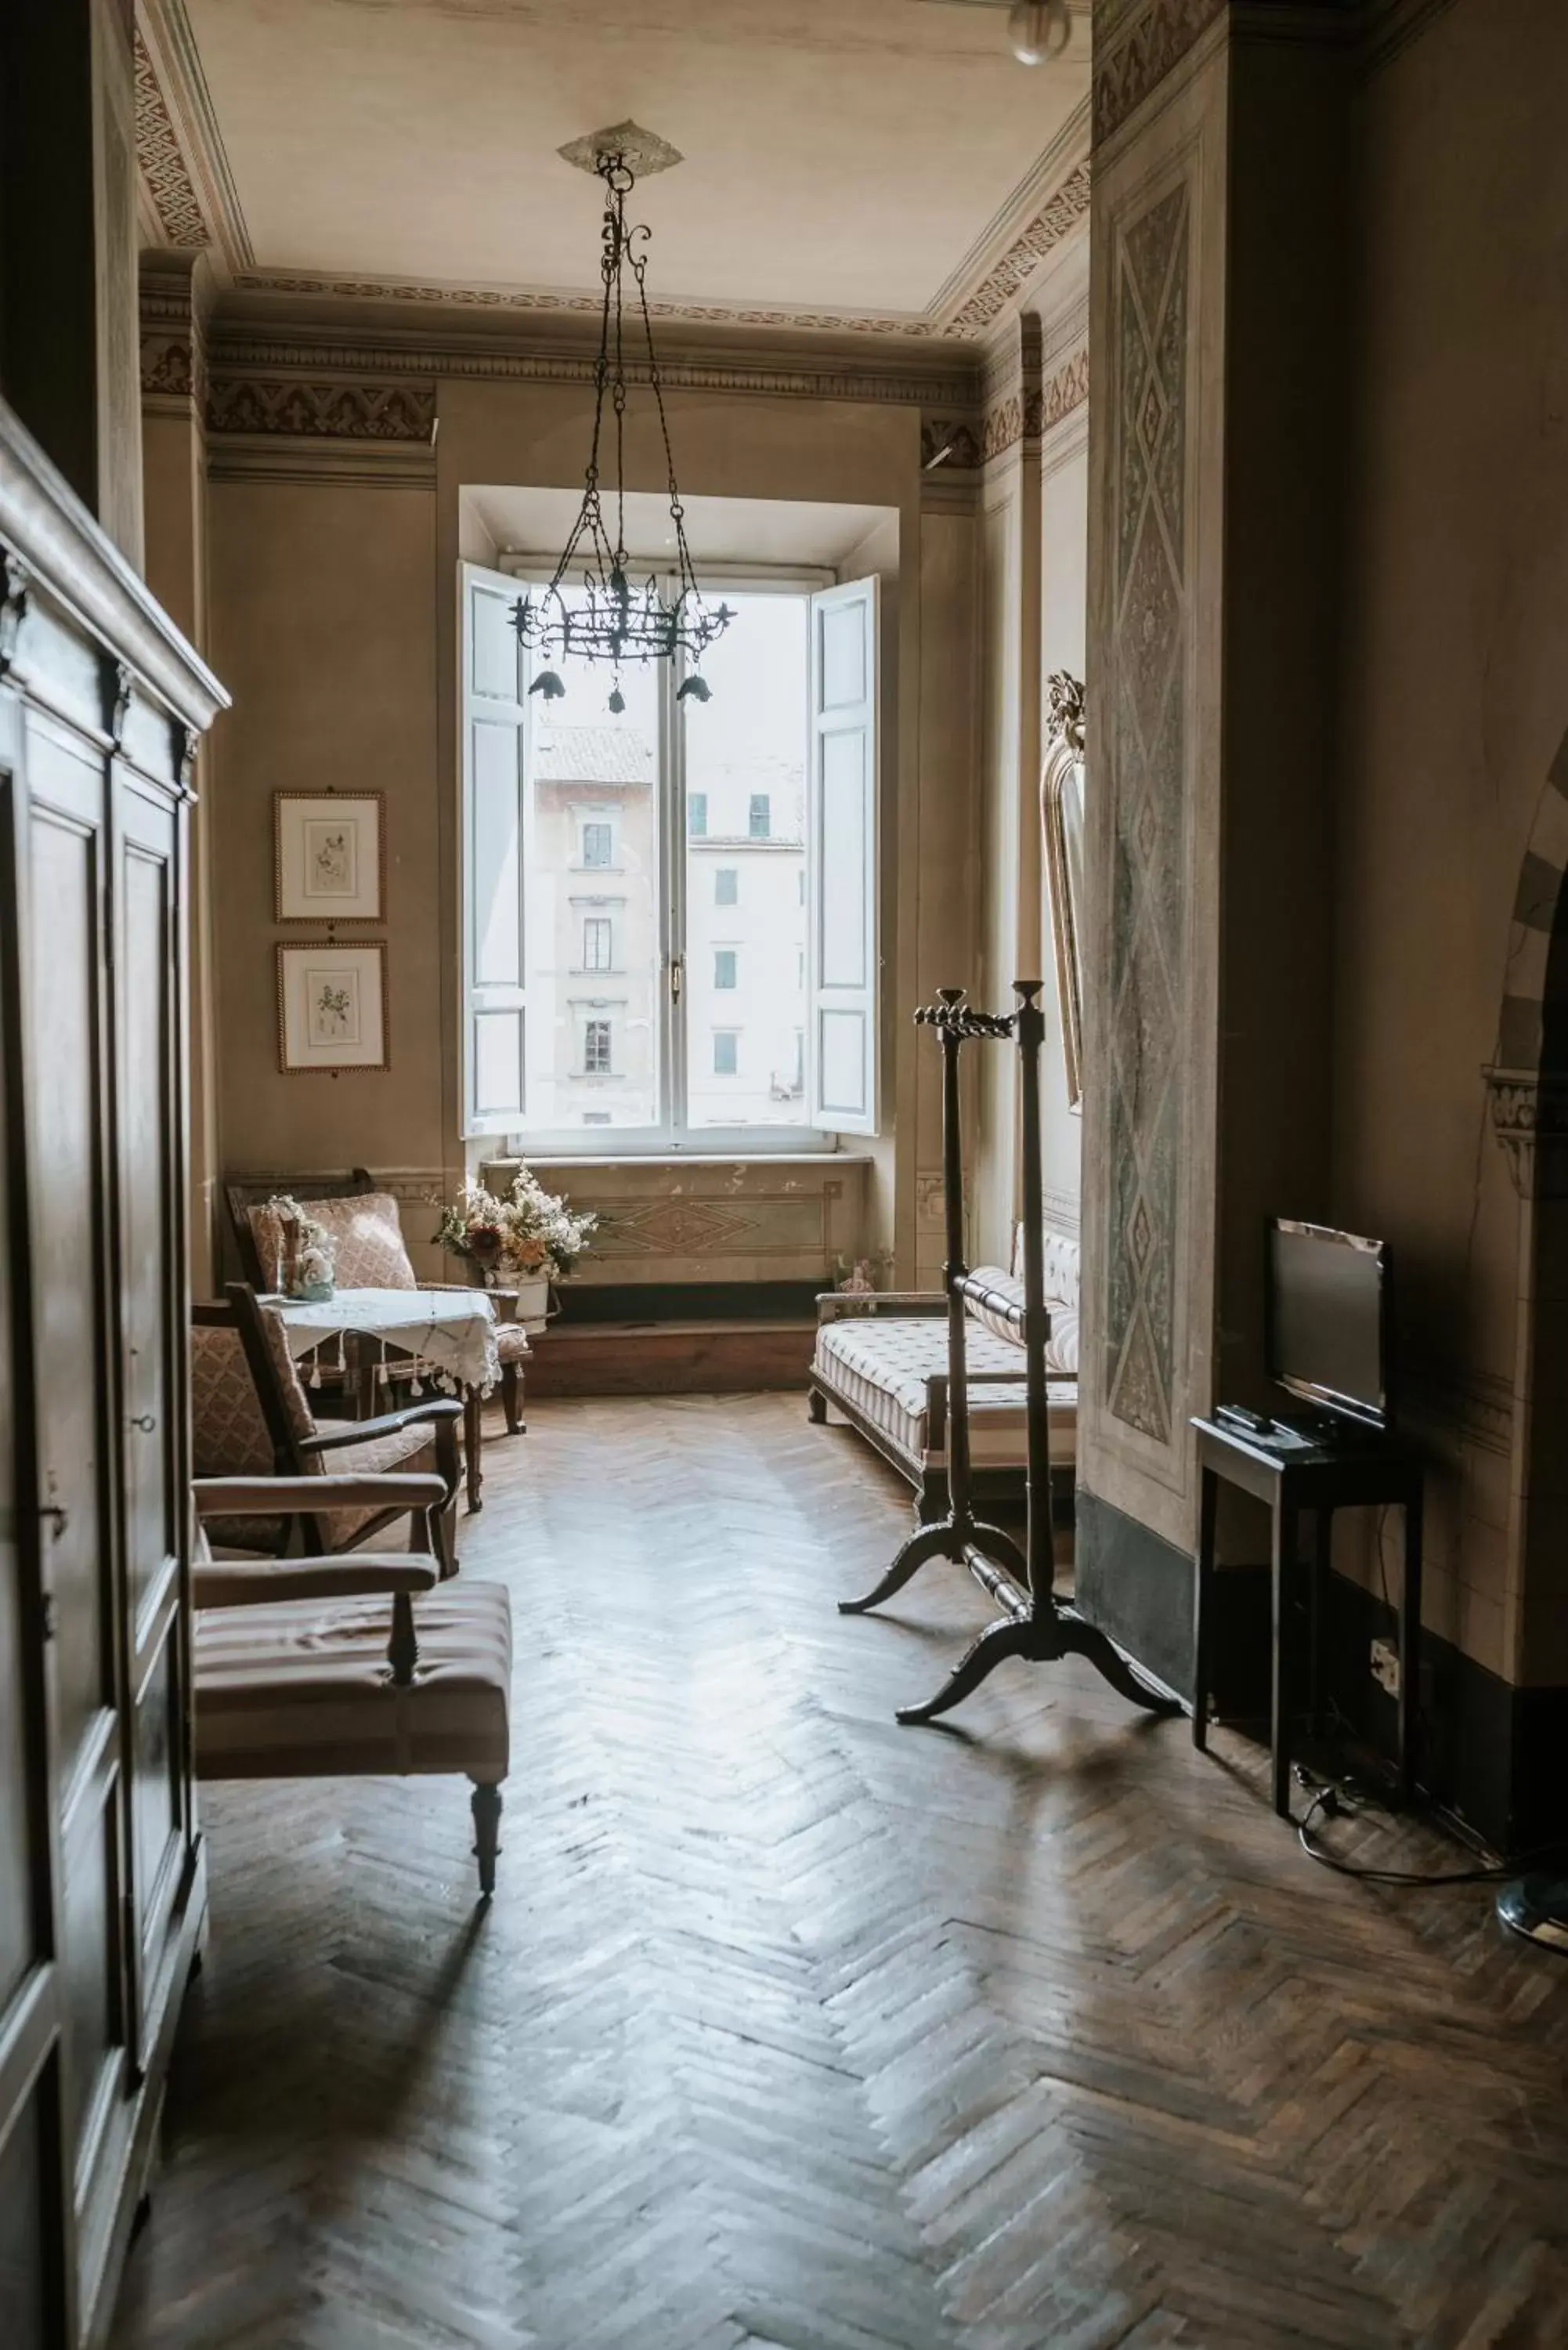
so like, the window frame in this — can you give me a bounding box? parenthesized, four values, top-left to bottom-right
(487, 557, 865, 1159)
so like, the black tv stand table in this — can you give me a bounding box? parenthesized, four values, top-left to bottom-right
(1191, 1412, 1425, 1820)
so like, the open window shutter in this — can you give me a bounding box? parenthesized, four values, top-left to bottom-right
(808, 576, 880, 1135)
(461, 562, 529, 1136)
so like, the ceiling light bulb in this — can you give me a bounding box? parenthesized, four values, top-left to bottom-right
(1009, 0, 1072, 66)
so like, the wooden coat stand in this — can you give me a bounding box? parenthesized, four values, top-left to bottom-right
(841, 982, 1177, 1727)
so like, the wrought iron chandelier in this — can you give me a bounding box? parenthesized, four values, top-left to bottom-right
(511, 145, 732, 710)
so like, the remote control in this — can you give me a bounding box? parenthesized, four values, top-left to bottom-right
(1215, 1402, 1273, 1435)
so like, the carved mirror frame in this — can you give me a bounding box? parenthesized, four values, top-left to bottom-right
(1042, 671, 1086, 1114)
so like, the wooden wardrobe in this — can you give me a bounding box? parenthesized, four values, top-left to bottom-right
(0, 403, 225, 2347)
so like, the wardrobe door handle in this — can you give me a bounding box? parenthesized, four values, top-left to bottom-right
(129, 1414, 157, 1434)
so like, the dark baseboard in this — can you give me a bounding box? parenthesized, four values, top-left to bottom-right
(1075, 1491, 1197, 1703)
(1075, 1486, 1568, 1858)
(558, 1278, 826, 1324)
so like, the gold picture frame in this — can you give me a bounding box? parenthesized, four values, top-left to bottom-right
(274, 790, 386, 924)
(276, 941, 390, 1074)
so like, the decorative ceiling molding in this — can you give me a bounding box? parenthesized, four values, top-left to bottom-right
(206, 318, 982, 417)
(229, 138, 1092, 349)
(132, 27, 209, 248)
(139, 254, 208, 411)
(229, 269, 950, 340)
(944, 160, 1092, 336)
(139, 0, 1089, 346)
(135, 1, 254, 269)
(207, 436, 438, 491)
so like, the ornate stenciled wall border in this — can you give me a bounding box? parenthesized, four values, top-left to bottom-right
(1101, 175, 1192, 1448)
(135, 2, 254, 268)
(1093, 0, 1229, 146)
(133, 27, 209, 248)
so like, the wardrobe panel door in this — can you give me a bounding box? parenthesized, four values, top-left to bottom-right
(28, 796, 114, 1777)
(0, 2081, 54, 2350)
(24, 725, 126, 2276)
(116, 783, 190, 2048)
(0, 743, 70, 2350)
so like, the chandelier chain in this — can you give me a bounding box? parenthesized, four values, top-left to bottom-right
(510, 147, 732, 706)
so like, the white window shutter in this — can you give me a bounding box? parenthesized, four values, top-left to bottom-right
(807, 577, 880, 1135)
(461, 562, 529, 1137)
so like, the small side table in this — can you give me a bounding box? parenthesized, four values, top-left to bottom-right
(1191, 1416, 1424, 1819)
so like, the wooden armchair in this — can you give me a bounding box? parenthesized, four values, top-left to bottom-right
(224, 1168, 528, 1437)
(192, 1473, 511, 1897)
(193, 1292, 463, 1576)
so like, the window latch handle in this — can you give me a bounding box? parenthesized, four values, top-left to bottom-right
(670, 954, 684, 1004)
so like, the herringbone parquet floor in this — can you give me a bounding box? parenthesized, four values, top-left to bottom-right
(114, 1395, 1568, 2350)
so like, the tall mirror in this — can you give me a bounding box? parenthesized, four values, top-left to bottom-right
(1042, 671, 1086, 1113)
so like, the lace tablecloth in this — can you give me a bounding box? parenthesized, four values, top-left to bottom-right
(269, 1286, 501, 1396)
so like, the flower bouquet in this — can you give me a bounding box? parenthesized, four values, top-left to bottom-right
(432, 1170, 596, 1303)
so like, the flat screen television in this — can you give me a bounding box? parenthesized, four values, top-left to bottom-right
(1266, 1219, 1392, 1431)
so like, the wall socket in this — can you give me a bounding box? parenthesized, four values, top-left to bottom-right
(1370, 1639, 1401, 1700)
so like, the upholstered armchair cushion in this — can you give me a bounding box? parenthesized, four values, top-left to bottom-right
(248, 1190, 417, 1292)
(191, 1323, 275, 1476)
(194, 1579, 512, 1781)
(190, 1322, 287, 1551)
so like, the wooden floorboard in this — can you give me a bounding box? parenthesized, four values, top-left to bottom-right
(113, 1394, 1568, 2349)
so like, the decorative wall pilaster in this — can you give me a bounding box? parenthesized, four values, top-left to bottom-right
(1078, 1, 1349, 1642)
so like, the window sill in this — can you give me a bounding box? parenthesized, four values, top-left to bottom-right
(486, 1148, 873, 1170)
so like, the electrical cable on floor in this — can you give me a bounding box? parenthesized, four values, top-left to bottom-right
(1295, 1777, 1568, 1887)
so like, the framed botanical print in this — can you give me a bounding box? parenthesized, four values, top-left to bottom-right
(275, 791, 385, 922)
(276, 942, 389, 1072)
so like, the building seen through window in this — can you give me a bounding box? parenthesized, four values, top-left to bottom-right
(512, 588, 810, 1133)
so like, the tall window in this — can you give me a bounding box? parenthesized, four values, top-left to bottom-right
(460, 569, 880, 1144)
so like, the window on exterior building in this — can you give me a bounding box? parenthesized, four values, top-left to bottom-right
(714, 1031, 739, 1076)
(460, 566, 880, 1144)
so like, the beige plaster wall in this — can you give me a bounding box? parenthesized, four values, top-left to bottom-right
(1335, 0, 1568, 1683)
(207, 475, 447, 1204)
